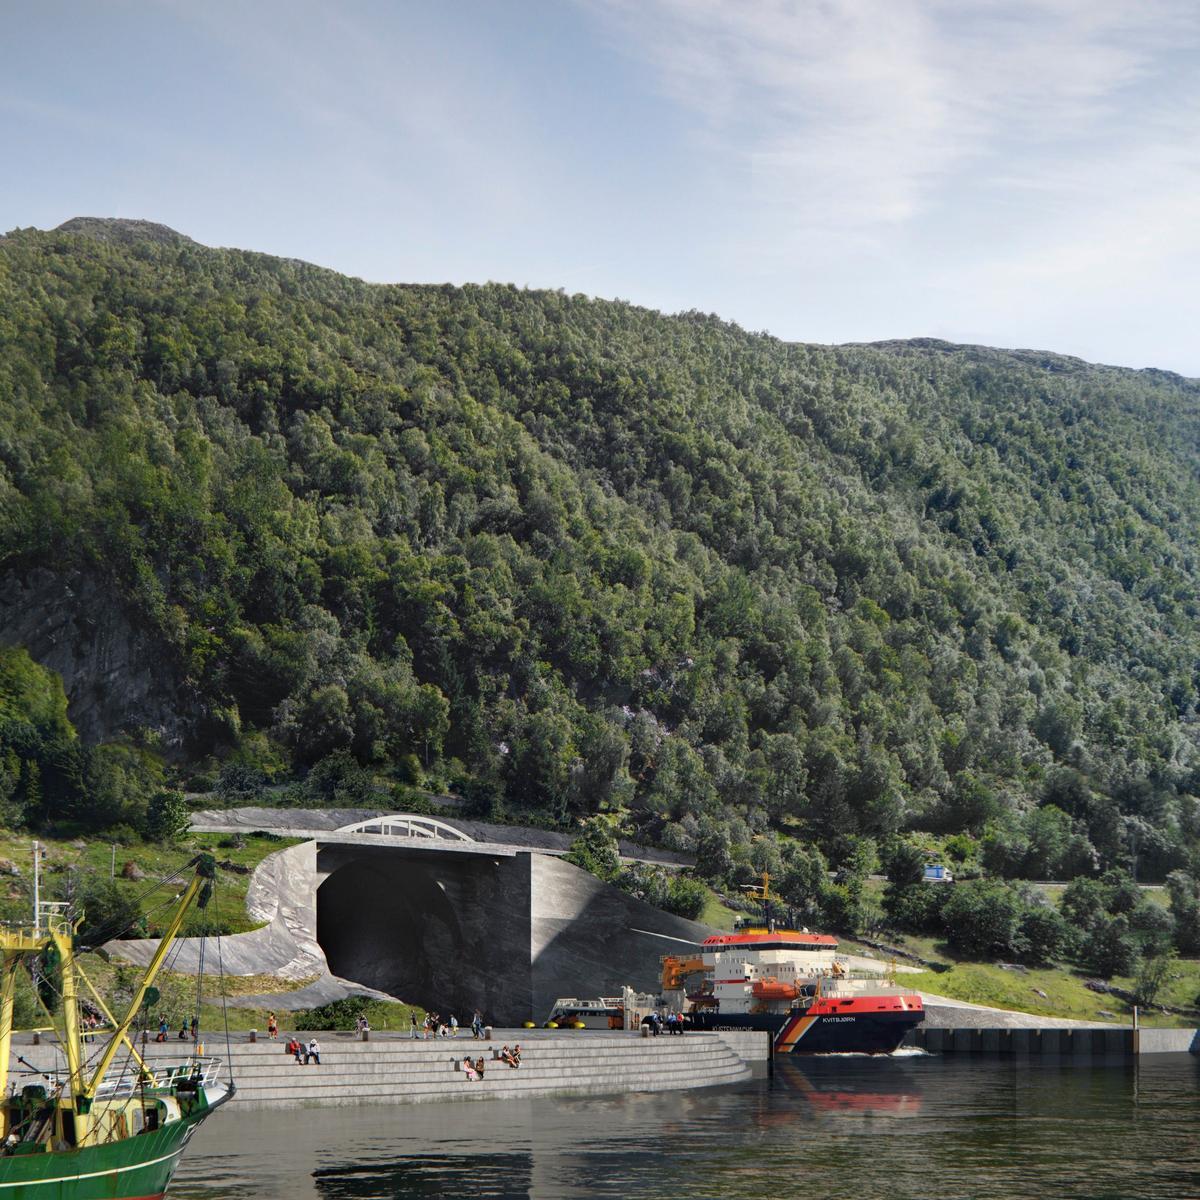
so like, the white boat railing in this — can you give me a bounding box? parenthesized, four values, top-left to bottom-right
(96, 1057, 223, 1097)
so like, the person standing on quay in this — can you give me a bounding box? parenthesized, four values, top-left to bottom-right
(410, 1011, 420, 1039)
(267, 1011, 278, 1040)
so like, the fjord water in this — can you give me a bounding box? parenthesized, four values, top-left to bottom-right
(170, 1052, 1198, 1200)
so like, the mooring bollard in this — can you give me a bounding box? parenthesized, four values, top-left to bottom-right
(32, 1031, 40, 1046)
(361, 1029, 369, 1042)
(249, 1029, 257, 1043)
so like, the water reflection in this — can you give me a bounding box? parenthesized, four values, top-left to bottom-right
(314, 1153, 534, 1200)
(170, 1054, 1200, 1200)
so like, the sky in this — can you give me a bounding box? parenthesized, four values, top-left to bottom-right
(2, 0, 1198, 375)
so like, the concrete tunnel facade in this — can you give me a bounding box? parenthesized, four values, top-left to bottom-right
(315, 844, 713, 1026)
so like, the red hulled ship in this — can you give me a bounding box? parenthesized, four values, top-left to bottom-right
(662, 878, 924, 1054)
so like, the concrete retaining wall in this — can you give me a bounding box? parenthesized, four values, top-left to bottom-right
(711, 1029, 772, 1063)
(8, 1031, 750, 1110)
(1137, 1027, 1200, 1054)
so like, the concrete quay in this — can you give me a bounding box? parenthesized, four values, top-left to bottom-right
(909, 1024, 1199, 1057)
(9, 1030, 764, 1110)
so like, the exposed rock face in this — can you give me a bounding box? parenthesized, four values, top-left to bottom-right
(0, 568, 199, 749)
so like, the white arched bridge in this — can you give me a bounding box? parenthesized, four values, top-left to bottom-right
(334, 814, 476, 843)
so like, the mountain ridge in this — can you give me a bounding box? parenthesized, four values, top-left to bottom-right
(44, 218, 1194, 384)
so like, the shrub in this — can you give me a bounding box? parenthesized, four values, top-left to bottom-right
(565, 818, 620, 883)
(664, 876, 708, 921)
(1017, 903, 1074, 964)
(1132, 951, 1176, 1008)
(1082, 915, 1139, 978)
(142, 790, 188, 843)
(76, 877, 142, 947)
(942, 880, 1027, 959)
(293, 995, 371, 1030)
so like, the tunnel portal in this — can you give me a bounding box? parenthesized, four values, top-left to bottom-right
(316, 844, 532, 1023)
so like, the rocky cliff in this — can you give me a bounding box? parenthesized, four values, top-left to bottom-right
(0, 568, 199, 749)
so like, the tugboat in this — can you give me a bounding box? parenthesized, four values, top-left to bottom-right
(0, 852, 233, 1198)
(661, 876, 924, 1054)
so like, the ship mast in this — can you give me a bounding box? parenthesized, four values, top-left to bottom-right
(0, 851, 217, 1147)
(741, 871, 775, 932)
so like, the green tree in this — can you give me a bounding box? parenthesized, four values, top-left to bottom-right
(1017, 903, 1074, 964)
(564, 818, 620, 883)
(76, 876, 142, 948)
(1165, 870, 1200, 954)
(304, 751, 378, 807)
(942, 880, 1027, 959)
(1082, 915, 1139, 978)
(1132, 950, 1176, 1008)
(664, 875, 708, 921)
(694, 823, 735, 886)
(143, 789, 188, 843)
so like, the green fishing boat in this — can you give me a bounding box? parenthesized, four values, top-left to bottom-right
(0, 853, 232, 1199)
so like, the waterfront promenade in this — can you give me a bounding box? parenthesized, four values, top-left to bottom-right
(8, 1029, 765, 1110)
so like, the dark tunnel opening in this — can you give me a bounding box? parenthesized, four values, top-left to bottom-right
(315, 847, 532, 1023)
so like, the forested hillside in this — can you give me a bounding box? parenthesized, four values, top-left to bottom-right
(2, 219, 1200, 901)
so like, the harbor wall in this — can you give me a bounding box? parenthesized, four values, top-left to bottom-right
(7, 1030, 752, 1110)
(909, 1025, 1199, 1056)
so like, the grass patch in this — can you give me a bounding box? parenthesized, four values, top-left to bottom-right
(699, 887, 740, 929)
(905, 959, 1198, 1028)
(0, 829, 297, 937)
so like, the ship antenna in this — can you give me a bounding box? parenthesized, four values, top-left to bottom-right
(740, 871, 774, 931)
(761, 871, 774, 933)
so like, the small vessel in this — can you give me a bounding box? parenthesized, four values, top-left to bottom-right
(543, 997, 627, 1029)
(0, 852, 233, 1198)
(661, 876, 924, 1054)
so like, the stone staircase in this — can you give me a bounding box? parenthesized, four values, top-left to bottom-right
(141, 1030, 751, 1108)
(9, 1029, 757, 1111)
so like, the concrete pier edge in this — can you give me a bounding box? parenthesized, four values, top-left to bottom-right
(908, 1024, 1198, 1056)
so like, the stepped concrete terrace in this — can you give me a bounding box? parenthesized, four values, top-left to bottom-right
(8, 1030, 762, 1110)
(111, 811, 717, 1023)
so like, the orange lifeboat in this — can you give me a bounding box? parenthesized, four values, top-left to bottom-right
(750, 977, 800, 1001)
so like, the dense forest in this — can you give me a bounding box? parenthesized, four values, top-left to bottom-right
(2, 219, 1200, 959)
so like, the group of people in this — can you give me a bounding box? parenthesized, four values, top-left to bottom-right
(154, 1014, 199, 1043)
(459, 1055, 487, 1081)
(410, 1009, 489, 1039)
(458, 1042, 521, 1080)
(412, 1011, 456, 1038)
(644, 1011, 685, 1036)
(285, 1036, 322, 1065)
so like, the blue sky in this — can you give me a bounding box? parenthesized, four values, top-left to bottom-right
(3, 1, 1198, 375)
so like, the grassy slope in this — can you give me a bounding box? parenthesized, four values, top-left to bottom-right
(856, 931, 1200, 1028)
(0, 830, 297, 936)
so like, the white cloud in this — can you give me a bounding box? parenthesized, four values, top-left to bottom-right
(577, 0, 1200, 370)
(583, 0, 1200, 240)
